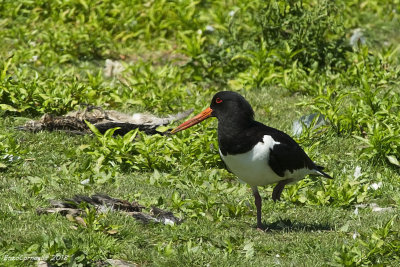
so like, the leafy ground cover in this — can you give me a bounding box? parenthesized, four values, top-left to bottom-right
(1, 0, 400, 266)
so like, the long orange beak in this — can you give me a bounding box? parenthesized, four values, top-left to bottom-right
(170, 107, 213, 134)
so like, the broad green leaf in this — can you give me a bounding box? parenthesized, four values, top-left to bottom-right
(155, 125, 170, 133)
(0, 104, 18, 112)
(386, 155, 400, 167)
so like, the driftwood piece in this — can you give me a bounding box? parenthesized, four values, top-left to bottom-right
(36, 207, 83, 216)
(37, 194, 182, 225)
(61, 194, 145, 212)
(18, 105, 193, 135)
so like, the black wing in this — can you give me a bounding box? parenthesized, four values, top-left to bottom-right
(268, 141, 316, 177)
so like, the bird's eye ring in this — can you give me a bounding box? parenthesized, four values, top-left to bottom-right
(216, 98, 223, 104)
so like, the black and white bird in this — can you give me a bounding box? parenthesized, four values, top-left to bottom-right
(171, 91, 332, 229)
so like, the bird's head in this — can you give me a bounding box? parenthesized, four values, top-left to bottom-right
(171, 91, 254, 134)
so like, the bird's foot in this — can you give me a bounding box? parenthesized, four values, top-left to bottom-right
(271, 194, 280, 202)
(256, 223, 265, 231)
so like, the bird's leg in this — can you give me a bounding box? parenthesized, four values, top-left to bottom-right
(251, 186, 263, 230)
(272, 179, 294, 202)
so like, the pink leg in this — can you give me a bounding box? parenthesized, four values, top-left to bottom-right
(272, 179, 293, 202)
(252, 186, 263, 229)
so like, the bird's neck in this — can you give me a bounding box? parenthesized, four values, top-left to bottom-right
(217, 117, 255, 155)
(218, 115, 253, 133)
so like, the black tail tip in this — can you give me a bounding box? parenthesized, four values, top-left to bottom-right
(316, 165, 333, 179)
(321, 171, 334, 179)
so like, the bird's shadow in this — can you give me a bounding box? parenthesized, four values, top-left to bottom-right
(258, 218, 333, 232)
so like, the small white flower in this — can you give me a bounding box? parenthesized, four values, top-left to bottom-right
(229, 10, 236, 17)
(354, 207, 359, 215)
(218, 38, 224, 46)
(28, 41, 36, 47)
(30, 55, 38, 62)
(353, 166, 362, 179)
(369, 182, 382, 190)
(275, 254, 280, 258)
(197, 29, 203, 35)
(205, 25, 215, 32)
(352, 231, 359, 239)
(349, 28, 366, 47)
(80, 179, 90, 185)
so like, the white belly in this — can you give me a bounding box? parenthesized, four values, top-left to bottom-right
(220, 135, 283, 186)
(220, 135, 316, 186)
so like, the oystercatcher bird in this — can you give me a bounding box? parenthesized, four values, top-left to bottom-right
(171, 91, 332, 229)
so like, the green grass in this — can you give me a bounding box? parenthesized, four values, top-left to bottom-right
(1, 0, 400, 266)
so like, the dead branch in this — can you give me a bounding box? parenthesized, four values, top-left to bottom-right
(18, 106, 193, 136)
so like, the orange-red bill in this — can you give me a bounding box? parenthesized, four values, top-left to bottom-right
(170, 107, 213, 134)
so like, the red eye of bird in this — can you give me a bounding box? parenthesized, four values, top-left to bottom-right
(216, 98, 223, 103)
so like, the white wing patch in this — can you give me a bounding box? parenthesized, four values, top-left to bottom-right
(220, 135, 316, 186)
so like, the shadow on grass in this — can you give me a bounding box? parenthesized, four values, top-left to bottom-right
(260, 218, 333, 232)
